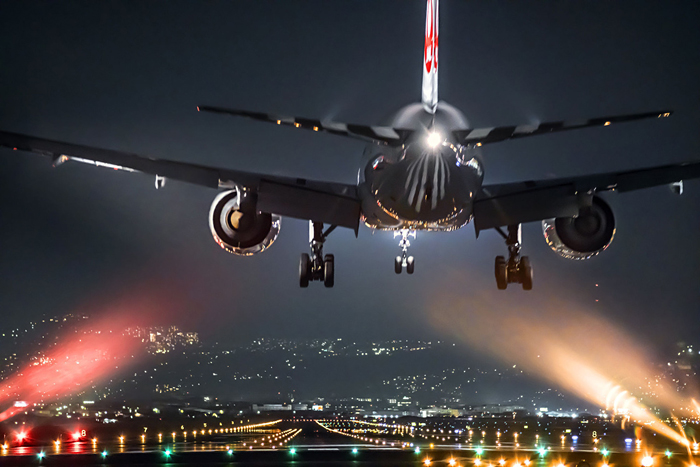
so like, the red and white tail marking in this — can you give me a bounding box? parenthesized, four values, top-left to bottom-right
(421, 0, 439, 114)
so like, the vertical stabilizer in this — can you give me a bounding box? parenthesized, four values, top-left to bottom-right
(421, 0, 439, 114)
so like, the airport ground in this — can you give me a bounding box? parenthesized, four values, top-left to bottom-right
(0, 418, 696, 466)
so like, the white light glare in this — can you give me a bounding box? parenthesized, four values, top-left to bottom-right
(427, 131, 441, 148)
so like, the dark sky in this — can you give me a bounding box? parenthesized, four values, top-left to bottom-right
(1, 1, 699, 357)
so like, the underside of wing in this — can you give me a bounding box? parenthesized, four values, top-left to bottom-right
(0, 130, 361, 230)
(473, 159, 700, 233)
(453, 110, 672, 146)
(197, 105, 413, 147)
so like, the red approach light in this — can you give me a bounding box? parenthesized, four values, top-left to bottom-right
(16, 431, 27, 442)
(72, 431, 81, 441)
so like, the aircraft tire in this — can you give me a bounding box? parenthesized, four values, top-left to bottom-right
(323, 254, 334, 288)
(520, 256, 533, 290)
(300, 253, 310, 288)
(406, 256, 415, 274)
(495, 256, 507, 290)
(395, 256, 402, 274)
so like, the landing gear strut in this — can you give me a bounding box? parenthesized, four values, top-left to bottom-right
(394, 229, 416, 275)
(494, 224, 532, 290)
(300, 221, 335, 288)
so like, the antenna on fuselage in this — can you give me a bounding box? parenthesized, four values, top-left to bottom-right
(421, 0, 439, 115)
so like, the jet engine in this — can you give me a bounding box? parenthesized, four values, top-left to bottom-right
(209, 189, 281, 256)
(542, 196, 615, 260)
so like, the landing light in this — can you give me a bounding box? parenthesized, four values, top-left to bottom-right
(427, 131, 442, 148)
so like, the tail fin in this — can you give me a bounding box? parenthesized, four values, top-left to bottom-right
(421, 0, 439, 114)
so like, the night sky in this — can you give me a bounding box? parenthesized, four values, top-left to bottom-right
(1, 1, 699, 359)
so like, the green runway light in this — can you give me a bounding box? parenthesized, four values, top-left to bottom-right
(601, 449, 610, 457)
(290, 448, 296, 455)
(228, 449, 233, 455)
(164, 449, 171, 457)
(665, 450, 672, 458)
(415, 447, 421, 454)
(37, 452, 45, 459)
(102, 451, 108, 458)
(475, 447, 484, 456)
(538, 447, 547, 457)
(352, 447, 358, 454)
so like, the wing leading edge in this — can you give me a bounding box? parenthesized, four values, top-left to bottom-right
(0, 130, 361, 231)
(473, 160, 700, 233)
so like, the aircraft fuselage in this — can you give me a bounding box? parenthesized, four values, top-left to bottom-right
(359, 102, 483, 231)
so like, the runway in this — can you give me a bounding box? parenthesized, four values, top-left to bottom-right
(0, 419, 695, 466)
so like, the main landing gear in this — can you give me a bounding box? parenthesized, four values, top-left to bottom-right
(494, 224, 533, 291)
(394, 229, 416, 275)
(300, 221, 335, 288)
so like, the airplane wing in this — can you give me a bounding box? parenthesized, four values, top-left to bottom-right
(197, 105, 412, 147)
(473, 160, 700, 234)
(0, 130, 361, 231)
(453, 110, 672, 146)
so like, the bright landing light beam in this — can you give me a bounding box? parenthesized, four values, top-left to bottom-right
(428, 272, 696, 446)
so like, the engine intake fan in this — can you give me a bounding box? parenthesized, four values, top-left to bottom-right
(542, 196, 615, 260)
(209, 189, 281, 256)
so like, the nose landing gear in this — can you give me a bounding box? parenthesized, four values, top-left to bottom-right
(494, 224, 533, 290)
(300, 222, 335, 288)
(394, 229, 416, 274)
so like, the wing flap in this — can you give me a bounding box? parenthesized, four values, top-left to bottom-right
(474, 159, 700, 233)
(1, 129, 362, 230)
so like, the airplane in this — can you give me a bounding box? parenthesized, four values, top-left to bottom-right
(1, 0, 699, 290)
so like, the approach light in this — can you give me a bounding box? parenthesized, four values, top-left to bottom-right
(427, 131, 442, 148)
(524, 460, 531, 466)
(475, 459, 482, 466)
(449, 458, 457, 466)
(602, 464, 609, 467)
(499, 459, 506, 466)
(641, 456, 653, 467)
(16, 431, 27, 442)
(72, 431, 81, 441)
(424, 459, 432, 466)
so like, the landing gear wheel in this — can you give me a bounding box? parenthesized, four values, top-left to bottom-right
(520, 256, 533, 290)
(406, 256, 415, 274)
(323, 254, 334, 288)
(394, 256, 402, 274)
(495, 256, 507, 290)
(299, 253, 311, 288)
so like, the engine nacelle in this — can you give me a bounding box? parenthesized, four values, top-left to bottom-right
(542, 196, 615, 260)
(209, 189, 281, 256)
